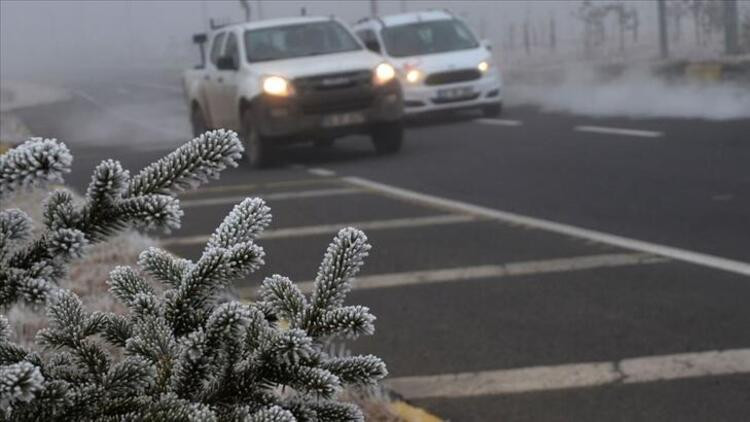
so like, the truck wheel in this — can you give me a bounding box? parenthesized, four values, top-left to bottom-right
(371, 121, 403, 155)
(191, 105, 208, 137)
(481, 102, 503, 118)
(242, 109, 273, 168)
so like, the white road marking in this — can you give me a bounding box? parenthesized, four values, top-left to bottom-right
(575, 125, 663, 138)
(184, 179, 333, 196)
(161, 214, 475, 247)
(475, 118, 523, 127)
(386, 348, 750, 399)
(181, 187, 362, 208)
(308, 168, 336, 177)
(345, 176, 750, 277)
(237, 253, 665, 298)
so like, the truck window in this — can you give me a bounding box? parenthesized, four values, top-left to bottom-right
(210, 32, 226, 66)
(244, 21, 361, 63)
(224, 33, 240, 67)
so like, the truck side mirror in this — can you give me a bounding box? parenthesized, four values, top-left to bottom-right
(482, 39, 493, 51)
(216, 56, 237, 71)
(364, 39, 381, 54)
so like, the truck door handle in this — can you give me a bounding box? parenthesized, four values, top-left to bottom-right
(204, 75, 210, 81)
(217, 77, 224, 83)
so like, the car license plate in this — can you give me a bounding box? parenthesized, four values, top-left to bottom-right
(437, 87, 475, 100)
(322, 112, 365, 127)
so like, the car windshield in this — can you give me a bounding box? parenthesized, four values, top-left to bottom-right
(244, 21, 361, 62)
(381, 19, 479, 57)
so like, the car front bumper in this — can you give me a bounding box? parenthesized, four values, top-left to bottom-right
(252, 80, 403, 141)
(401, 71, 502, 115)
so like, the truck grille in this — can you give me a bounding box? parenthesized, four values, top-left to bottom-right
(294, 70, 374, 114)
(424, 69, 481, 86)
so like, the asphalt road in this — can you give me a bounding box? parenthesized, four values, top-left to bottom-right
(12, 71, 750, 421)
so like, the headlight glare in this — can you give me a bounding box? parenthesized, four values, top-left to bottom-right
(478, 61, 490, 73)
(406, 68, 421, 83)
(262, 75, 294, 96)
(374, 62, 396, 85)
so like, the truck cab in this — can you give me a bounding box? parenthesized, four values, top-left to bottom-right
(184, 16, 404, 167)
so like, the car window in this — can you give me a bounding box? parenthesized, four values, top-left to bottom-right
(210, 32, 226, 66)
(244, 21, 361, 63)
(224, 32, 239, 67)
(381, 19, 479, 57)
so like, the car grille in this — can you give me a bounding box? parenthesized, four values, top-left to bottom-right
(294, 70, 374, 114)
(424, 69, 481, 86)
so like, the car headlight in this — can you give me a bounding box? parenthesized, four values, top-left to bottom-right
(477, 60, 490, 73)
(374, 62, 396, 85)
(405, 68, 422, 83)
(262, 75, 294, 97)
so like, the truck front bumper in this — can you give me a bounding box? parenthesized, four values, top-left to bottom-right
(253, 80, 403, 142)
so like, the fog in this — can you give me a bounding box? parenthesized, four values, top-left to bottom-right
(1, 0, 748, 121)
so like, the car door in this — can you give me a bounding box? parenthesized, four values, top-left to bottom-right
(205, 31, 226, 127)
(215, 31, 241, 131)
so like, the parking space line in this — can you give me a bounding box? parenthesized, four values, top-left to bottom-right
(161, 214, 475, 247)
(386, 348, 750, 400)
(183, 179, 336, 196)
(308, 167, 336, 177)
(575, 125, 663, 138)
(344, 176, 750, 277)
(237, 253, 664, 297)
(475, 118, 523, 127)
(181, 187, 362, 208)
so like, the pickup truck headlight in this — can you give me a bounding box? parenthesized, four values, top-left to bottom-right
(374, 63, 396, 85)
(262, 75, 294, 97)
(405, 68, 422, 84)
(477, 60, 491, 73)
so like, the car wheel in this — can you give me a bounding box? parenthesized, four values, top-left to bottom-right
(242, 109, 274, 168)
(191, 104, 208, 137)
(481, 102, 503, 118)
(371, 121, 403, 155)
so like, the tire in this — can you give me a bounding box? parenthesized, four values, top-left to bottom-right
(371, 121, 403, 155)
(241, 109, 274, 168)
(481, 102, 503, 118)
(190, 104, 208, 137)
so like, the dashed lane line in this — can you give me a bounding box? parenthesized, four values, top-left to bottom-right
(386, 348, 750, 400)
(475, 118, 523, 127)
(575, 125, 663, 138)
(236, 253, 665, 297)
(161, 214, 475, 247)
(181, 187, 363, 208)
(345, 176, 750, 277)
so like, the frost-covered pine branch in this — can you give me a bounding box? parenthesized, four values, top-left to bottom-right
(0, 130, 243, 307)
(1, 191, 387, 420)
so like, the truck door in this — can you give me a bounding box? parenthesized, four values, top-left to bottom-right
(204, 31, 227, 127)
(214, 32, 241, 131)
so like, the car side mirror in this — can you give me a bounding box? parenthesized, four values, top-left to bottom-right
(482, 39, 493, 51)
(364, 39, 381, 54)
(216, 56, 237, 71)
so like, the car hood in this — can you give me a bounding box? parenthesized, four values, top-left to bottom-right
(389, 47, 490, 74)
(249, 49, 384, 79)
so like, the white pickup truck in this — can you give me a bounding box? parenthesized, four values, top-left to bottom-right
(184, 16, 404, 167)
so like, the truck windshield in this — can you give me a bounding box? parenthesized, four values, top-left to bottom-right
(381, 19, 479, 58)
(245, 21, 361, 62)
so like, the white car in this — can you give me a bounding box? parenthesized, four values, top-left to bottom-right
(184, 17, 404, 167)
(352, 10, 503, 117)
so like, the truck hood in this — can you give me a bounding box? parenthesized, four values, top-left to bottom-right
(389, 47, 491, 74)
(249, 49, 384, 78)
